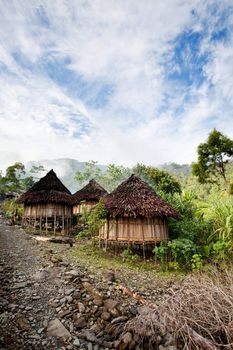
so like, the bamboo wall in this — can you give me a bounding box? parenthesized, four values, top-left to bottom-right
(73, 201, 97, 215)
(23, 203, 73, 234)
(99, 217, 169, 243)
(24, 203, 72, 218)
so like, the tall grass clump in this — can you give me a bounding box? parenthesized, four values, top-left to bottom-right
(121, 270, 233, 349)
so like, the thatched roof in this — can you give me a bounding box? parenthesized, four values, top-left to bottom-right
(104, 174, 180, 219)
(17, 169, 72, 205)
(72, 179, 108, 204)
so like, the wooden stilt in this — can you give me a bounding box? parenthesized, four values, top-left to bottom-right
(154, 240, 157, 262)
(115, 218, 119, 255)
(142, 224, 146, 261)
(54, 212, 56, 236)
(34, 205, 37, 231)
(62, 212, 65, 234)
(45, 213, 48, 234)
(105, 217, 110, 250)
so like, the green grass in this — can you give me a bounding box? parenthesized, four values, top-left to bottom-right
(68, 239, 184, 286)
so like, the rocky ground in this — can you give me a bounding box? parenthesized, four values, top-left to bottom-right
(0, 223, 179, 350)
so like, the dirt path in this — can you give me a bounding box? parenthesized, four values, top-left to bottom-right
(0, 223, 141, 350)
(0, 223, 71, 349)
(0, 223, 181, 350)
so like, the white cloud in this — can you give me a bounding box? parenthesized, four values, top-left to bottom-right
(0, 0, 233, 172)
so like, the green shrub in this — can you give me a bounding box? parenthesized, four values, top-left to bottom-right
(121, 249, 141, 263)
(76, 199, 107, 238)
(212, 240, 232, 262)
(191, 254, 203, 271)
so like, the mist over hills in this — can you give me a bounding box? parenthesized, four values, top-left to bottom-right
(25, 158, 106, 193)
(25, 158, 191, 193)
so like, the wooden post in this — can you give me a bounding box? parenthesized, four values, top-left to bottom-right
(45, 208, 48, 234)
(39, 214, 42, 232)
(62, 206, 65, 234)
(115, 218, 119, 255)
(127, 218, 130, 251)
(34, 205, 37, 231)
(143, 242, 146, 262)
(69, 214, 72, 236)
(142, 223, 146, 262)
(105, 217, 110, 250)
(54, 210, 56, 236)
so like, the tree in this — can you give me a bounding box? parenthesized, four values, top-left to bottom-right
(0, 162, 45, 196)
(1, 162, 26, 193)
(133, 164, 181, 194)
(75, 161, 103, 188)
(100, 164, 131, 192)
(192, 129, 233, 186)
(75, 161, 131, 192)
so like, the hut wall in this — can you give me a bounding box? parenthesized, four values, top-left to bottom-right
(23, 203, 73, 234)
(99, 217, 169, 243)
(24, 203, 72, 218)
(73, 201, 97, 215)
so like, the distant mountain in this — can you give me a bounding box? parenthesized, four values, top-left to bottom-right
(159, 162, 191, 177)
(25, 158, 191, 193)
(25, 158, 106, 193)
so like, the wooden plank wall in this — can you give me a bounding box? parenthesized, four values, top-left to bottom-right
(99, 217, 168, 242)
(24, 203, 72, 218)
(73, 201, 96, 215)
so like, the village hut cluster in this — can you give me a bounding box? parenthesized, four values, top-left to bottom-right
(18, 170, 180, 249)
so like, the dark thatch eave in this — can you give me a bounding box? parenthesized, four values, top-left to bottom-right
(72, 179, 108, 205)
(17, 169, 72, 205)
(104, 174, 181, 219)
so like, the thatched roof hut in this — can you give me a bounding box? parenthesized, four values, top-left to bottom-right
(18, 170, 73, 234)
(99, 174, 180, 247)
(72, 179, 108, 215)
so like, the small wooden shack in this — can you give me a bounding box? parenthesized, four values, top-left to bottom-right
(72, 179, 108, 215)
(99, 174, 180, 248)
(17, 169, 73, 234)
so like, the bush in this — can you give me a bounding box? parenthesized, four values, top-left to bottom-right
(121, 249, 141, 263)
(154, 238, 198, 270)
(76, 199, 107, 238)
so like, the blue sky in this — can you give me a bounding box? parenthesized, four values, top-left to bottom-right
(0, 0, 233, 170)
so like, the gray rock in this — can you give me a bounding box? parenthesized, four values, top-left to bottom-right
(65, 269, 80, 278)
(87, 342, 93, 350)
(11, 281, 29, 290)
(73, 338, 81, 347)
(60, 297, 67, 304)
(28, 334, 40, 340)
(78, 302, 85, 313)
(83, 330, 97, 342)
(58, 310, 71, 318)
(103, 272, 115, 283)
(111, 316, 128, 324)
(93, 296, 103, 307)
(101, 311, 111, 321)
(104, 299, 118, 311)
(74, 316, 86, 329)
(37, 328, 44, 334)
(67, 295, 73, 303)
(65, 288, 75, 296)
(46, 318, 71, 340)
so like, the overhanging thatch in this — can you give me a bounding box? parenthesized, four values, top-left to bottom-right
(72, 179, 108, 205)
(103, 174, 180, 219)
(17, 169, 72, 205)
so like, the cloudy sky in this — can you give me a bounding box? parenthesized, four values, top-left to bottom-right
(0, 0, 233, 171)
